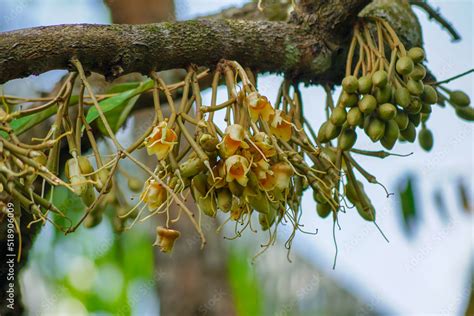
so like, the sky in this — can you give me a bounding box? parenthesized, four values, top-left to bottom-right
(1, 0, 473, 315)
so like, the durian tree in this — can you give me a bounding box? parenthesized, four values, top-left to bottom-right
(0, 0, 472, 314)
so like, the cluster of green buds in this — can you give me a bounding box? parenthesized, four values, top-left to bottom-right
(318, 19, 471, 153)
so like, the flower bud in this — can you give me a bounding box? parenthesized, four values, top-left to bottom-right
(154, 227, 180, 253)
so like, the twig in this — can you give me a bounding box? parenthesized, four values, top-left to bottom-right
(410, 0, 461, 42)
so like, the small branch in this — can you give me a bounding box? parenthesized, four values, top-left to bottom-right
(410, 0, 461, 42)
(432, 68, 474, 86)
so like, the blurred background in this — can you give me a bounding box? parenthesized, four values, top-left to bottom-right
(1, 0, 472, 315)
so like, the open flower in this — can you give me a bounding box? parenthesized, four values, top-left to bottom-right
(225, 155, 250, 187)
(217, 124, 249, 157)
(271, 162, 294, 190)
(253, 159, 271, 180)
(246, 92, 274, 122)
(252, 132, 276, 159)
(144, 121, 177, 160)
(141, 180, 167, 211)
(269, 110, 292, 142)
(154, 226, 180, 253)
(258, 162, 293, 191)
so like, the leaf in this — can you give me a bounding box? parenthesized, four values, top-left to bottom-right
(10, 95, 79, 135)
(228, 246, 263, 316)
(106, 82, 141, 94)
(96, 95, 140, 135)
(397, 174, 419, 237)
(85, 79, 153, 126)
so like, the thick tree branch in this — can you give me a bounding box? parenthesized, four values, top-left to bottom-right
(0, 20, 317, 83)
(0, 0, 372, 84)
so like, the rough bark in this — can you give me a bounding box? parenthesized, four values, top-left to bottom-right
(0, 0, 371, 85)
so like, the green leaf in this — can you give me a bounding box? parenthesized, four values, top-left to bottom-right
(10, 95, 79, 135)
(397, 174, 419, 236)
(96, 95, 140, 135)
(228, 246, 263, 316)
(106, 82, 141, 94)
(85, 79, 153, 126)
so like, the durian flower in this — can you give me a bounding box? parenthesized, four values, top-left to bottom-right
(269, 110, 292, 142)
(154, 226, 180, 253)
(246, 92, 275, 122)
(271, 162, 294, 190)
(252, 132, 276, 159)
(217, 124, 249, 157)
(259, 171, 275, 191)
(144, 121, 177, 160)
(253, 159, 271, 180)
(258, 162, 293, 191)
(225, 155, 250, 187)
(141, 180, 167, 211)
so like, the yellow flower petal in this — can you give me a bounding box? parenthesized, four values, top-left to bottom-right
(269, 110, 292, 142)
(217, 124, 248, 157)
(246, 92, 275, 122)
(144, 122, 177, 160)
(272, 162, 294, 190)
(225, 155, 250, 187)
(142, 180, 167, 211)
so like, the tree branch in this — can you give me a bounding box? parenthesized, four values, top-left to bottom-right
(0, 0, 372, 84)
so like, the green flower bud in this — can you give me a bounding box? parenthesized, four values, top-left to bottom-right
(455, 106, 474, 121)
(316, 202, 332, 218)
(259, 206, 277, 230)
(407, 79, 424, 96)
(372, 70, 388, 88)
(197, 192, 217, 218)
(340, 91, 359, 107)
(366, 117, 386, 142)
(359, 94, 377, 114)
(199, 133, 219, 152)
(80, 183, 96, 207)
(358, 75, 373, 94)
(418, 127, 434, 151)
(377, 103, 397, 121)
(229, 180, 244, 197)
(248, 191, 271, 215)
(409, 113, 421, 127)
(449, 90, 471, 107)
(396, 56, 414, 75)
(407, 47, 425, 63)
(406, 98, 422, 114)
(400, 122, 416, 142)
(338, 128, 357, 150)
(330, 106, 347, 126)
(421, 85, 438, 104)
(410, 64, 426, 81)
(216, 188, 232, 212)
(342, 75, 359, 93)
(395, 109, 409, 130)
(324, 121, 342, 141)
(380, 119, 400, 150)
(179, 156, 205, 178)
(93, 168, 113, 194)
(395, 87, 411, 108)
(375, 85, 393, 104)
(347, 107, 363, 126)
